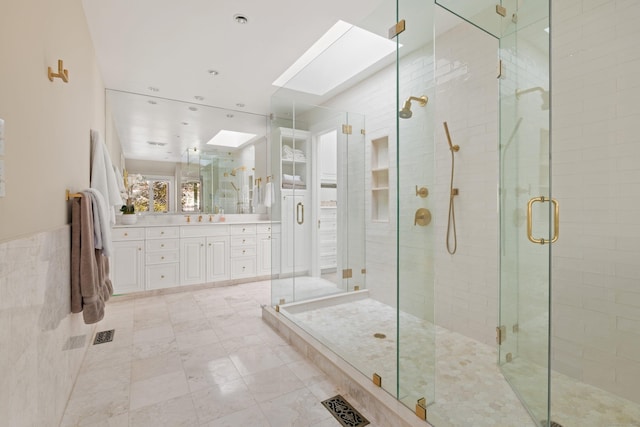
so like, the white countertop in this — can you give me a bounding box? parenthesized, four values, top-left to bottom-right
(113, 213, 277, 228)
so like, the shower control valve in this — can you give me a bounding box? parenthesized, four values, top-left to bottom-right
(415, 186, 429, 198)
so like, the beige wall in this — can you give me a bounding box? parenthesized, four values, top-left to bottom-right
(0, 0, 114, 242)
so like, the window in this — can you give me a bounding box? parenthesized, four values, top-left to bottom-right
(181, 180, 201, 212)
(130, 176, 173, 213)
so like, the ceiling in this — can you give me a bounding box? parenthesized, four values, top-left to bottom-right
(82, 0, 396, 163)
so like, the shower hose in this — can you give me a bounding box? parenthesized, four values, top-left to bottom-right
(443, 122, 458, 255)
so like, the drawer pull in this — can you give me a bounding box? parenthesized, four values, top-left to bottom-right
(161, 275, 165, 279)
(138, 247, 141, 251)
(161, 256, 165, 260)
(242, 250, 246, 254)
(209, 243, 212, 246)
(201, 244, 204, 247)
(243, 228, 246, 232)
(243, 239, 246, 243)
(124, 233, 128, 236)
(242, 266, 246, 271)
(161, 231, 164, 235)
(161, 244, 165, 247)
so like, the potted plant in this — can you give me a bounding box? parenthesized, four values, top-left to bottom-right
(119, 171, 143, 224)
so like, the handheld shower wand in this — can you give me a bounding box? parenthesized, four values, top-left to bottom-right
(443, 122, 459, 255)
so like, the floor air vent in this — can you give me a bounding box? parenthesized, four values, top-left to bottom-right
(321, 394, 370, 427)
(93, 329, 115, 345)
(541, 421, 563, 427)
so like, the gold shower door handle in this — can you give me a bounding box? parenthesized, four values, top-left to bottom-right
(527, 196, 559, 244)
(296, 202, 304, 225)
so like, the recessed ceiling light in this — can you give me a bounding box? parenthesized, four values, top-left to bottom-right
(148, 100, 157, 105)
(148, 86, 159, 92)
(273, 20, 397, 95)
(188, 106, 198, 111)
(226, 114, 234, 118)
(207, 130, 257, 148)
(194, 95, 205, 101)
(234, 14, 248, 24)
(208, 69, 219, 76)
(236, 103, 245, 108)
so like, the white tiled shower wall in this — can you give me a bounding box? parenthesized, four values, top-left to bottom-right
(323, 13, 500, 346)
(433, 14, 499, 347)
(0, 227, 96, 426)
(551, 0, 640, 404)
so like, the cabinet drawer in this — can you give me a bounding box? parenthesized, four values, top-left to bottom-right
(112, 227, 145, 241)
(230, 236, 256, 247)
(230, 224, 256, 235)
(146, 263, 179, 290)
(181, 225, 229, 238)
(146, 251, 180, 265)
(146, 227, 179, 239)
(230, 257, 256, 278)
(256, 224, 272, 234)
(146, 238, 179, 252)
(231, 246, 256, 258)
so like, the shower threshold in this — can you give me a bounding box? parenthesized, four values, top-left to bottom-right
(262, 290, 429, 427)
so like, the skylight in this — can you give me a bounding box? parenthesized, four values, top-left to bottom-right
(272, 20, 397, 96)
(206, 130, 257, 148)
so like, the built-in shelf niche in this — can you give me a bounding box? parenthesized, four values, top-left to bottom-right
(371, 136, 389, 222)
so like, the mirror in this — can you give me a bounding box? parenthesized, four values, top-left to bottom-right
(106, 89, 269, 214)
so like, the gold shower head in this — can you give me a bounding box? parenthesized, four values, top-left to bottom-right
(399, 95, 428, 119)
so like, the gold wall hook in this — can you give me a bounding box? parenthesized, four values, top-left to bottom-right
(48, 59, 69, 83)
(415, 186, 428, 198)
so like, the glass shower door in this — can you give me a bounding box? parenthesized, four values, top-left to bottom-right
(498, 6, 551, 425)
(436, 1, 551, 425)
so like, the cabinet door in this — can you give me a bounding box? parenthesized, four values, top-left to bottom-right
(180, 237, 205, 285)
(206, 236, 229, 282)
(257, 233, 272, 276)
(112, 240, 145, 294)
(282, 193, 309, 274)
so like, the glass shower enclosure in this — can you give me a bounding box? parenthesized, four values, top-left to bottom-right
(268, 0, 553, 425)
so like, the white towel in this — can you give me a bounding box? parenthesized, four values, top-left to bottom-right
(90, 130, 122, 224)
(84, 188, 113, 257)
(263, 182, 273, 208)
(113, 165, 126, 195)
(252, 184, 259, 209)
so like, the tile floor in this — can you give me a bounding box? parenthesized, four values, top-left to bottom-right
(60, 280, 378, 427)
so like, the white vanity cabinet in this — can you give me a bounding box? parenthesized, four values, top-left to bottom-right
(111, 227, 145, 294)
(230, 224, 256, 279)
(145, 227, 180, 290)
(111, 221, 273, 294)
